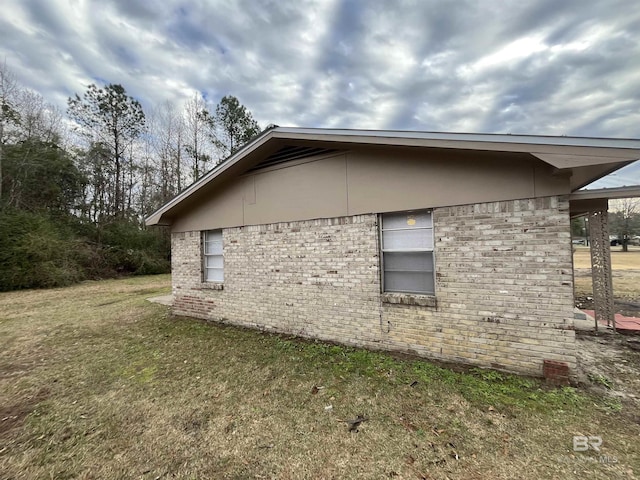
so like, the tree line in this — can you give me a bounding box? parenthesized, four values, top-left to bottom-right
(571, 198, 640, 252)
(0, 63, 261, 291)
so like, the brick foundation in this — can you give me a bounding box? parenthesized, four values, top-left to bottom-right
(171, 196, 576, 377)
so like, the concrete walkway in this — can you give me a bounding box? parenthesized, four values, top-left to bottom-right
(147, 295, 173, 306)
(574, 308, 604, 332)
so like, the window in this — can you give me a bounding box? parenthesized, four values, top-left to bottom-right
(203, 230, 223, 282)
(380, 210, 434, 295)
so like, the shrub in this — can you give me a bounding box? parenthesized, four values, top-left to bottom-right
(0, 210, 85, 290)
(0, 211, 170, 291)
(98, 221, 170, 275)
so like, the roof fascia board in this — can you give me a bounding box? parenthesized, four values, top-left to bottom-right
(570, 185, 640, 201)
(274, 127, 640, 151)
(276, 131, 640, 159)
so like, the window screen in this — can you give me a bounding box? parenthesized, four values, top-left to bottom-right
(203, 230, 223, 282)
(380, 211, 434, 294)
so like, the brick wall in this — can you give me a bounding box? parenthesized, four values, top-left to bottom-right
(170, 195, 575, 376)
(383, 196, 575, 374)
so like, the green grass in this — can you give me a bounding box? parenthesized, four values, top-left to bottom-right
(272, 337, 588, 413)
(1, 275, 638, 479)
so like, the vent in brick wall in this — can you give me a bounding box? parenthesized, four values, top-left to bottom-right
(246, 145, 339, 172)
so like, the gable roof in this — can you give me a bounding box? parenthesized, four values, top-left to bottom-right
(146, 127, 640, 226)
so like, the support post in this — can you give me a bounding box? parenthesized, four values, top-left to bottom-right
(588, 209, 616, 332)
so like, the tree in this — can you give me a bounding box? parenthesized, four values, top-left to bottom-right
(571, 217, 584, 238)
(2, 139, 84, 213)
(183, 93, 213, 182)
(609, 198, 640, 252)
(17, 89, 62, 144)
(75, 142, 112, 223)
(147, 101, 185, 203)
(0, 77, 172, 292)
(211, 95, 260, 163)
(67, 84, 145, 217)
(0, 62, 21, 205)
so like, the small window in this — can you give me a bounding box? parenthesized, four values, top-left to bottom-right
(203, 230, 223, 282)
(380, 211, 434, 294)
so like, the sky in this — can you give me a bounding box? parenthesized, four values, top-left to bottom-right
(1, 0, 639, 188)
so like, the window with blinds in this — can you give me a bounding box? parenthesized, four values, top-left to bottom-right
(380, 211, 434, 294)
(203, 230, 224, 282)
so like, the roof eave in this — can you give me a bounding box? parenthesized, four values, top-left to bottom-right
(274, 127, 640, 152)
(570, 185, 640, 201)
(144, 128, 278, 226)
(145, 127, 640, 227)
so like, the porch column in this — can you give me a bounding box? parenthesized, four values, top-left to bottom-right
(588, 208, 616, 330)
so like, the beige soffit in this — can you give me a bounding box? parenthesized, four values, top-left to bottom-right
(145, 127, 640, 226)
(530, 153, 638, 169)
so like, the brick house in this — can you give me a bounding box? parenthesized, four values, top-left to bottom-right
(146, 128, 640, 377)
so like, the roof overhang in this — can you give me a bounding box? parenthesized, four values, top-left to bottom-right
(146, 127, 640, 226)
(570, 185, 640, 201)
(570, 186, 640, 217)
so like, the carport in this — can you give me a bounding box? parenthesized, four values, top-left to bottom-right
(570, 185, 640, 330)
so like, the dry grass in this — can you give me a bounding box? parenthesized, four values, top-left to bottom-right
(573, 247, 640, 270)
(573, 248, 640, 299)
(1, 276, 639, 479)
(574, 274, 640, 299)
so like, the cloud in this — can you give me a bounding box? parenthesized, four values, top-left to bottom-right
(0, 0, 638, 187)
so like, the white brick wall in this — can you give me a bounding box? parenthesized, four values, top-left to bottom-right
(171, 196, 575, 376)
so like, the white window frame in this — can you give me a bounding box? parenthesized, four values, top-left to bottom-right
(203, 230, 224, 283)
(379, 210, 435, 295)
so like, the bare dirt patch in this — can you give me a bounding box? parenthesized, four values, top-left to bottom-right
(575, 293, 640, 319)
(575, 334, 640, 409)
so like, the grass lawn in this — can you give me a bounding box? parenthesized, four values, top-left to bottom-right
(1, 276, 639, 479)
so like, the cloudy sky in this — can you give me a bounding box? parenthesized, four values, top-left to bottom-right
(1, 0, 639, 187)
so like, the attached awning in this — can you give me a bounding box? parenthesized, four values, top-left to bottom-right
(569, 185, 640, 331)
(570, 185, 640, 217)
